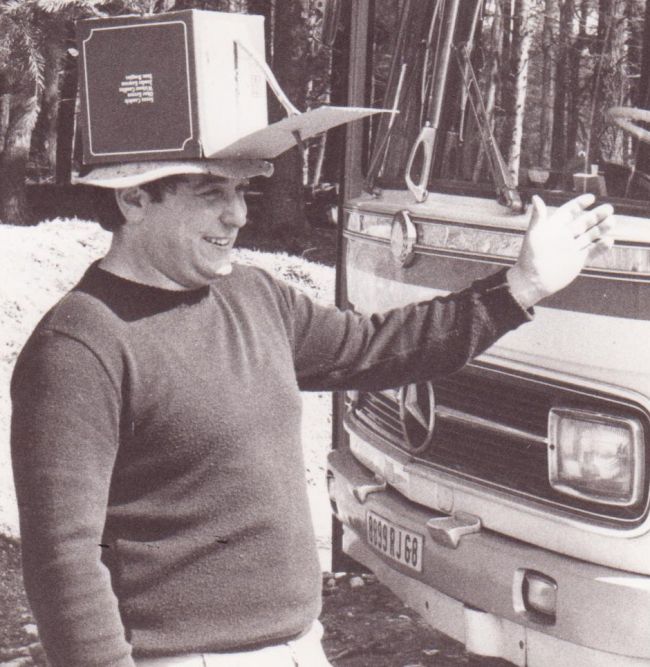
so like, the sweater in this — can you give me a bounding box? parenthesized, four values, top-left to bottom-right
(10, 262, 530, 667)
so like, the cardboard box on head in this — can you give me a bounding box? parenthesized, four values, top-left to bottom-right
(76, 9, 385, 169)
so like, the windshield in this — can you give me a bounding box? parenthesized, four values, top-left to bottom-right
(368, 0, 650, 206)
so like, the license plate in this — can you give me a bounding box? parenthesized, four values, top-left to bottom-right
(366, 510, 423, 572)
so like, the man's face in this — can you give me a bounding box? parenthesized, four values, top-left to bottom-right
(134, 174, 249, 290)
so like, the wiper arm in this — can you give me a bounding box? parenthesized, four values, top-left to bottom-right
(404, 0, 458, 202)
(454, 44, 524, 212)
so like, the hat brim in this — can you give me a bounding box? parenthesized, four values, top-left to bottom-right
(72, 159, 274, 189)
(209, 106, 389, 159)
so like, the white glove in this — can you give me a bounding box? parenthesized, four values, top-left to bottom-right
(507, 193, 616, 309)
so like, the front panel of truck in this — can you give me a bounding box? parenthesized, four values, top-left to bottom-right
(329, 1, 650, 665)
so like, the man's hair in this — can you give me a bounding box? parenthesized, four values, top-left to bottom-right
(92, 174, 189, 232)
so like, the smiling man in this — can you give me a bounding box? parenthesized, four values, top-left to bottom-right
(10, 151, 616, 667)
(103, 175, 249, 287)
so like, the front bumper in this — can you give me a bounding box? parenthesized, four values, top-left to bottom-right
(328, 449, 650, 667)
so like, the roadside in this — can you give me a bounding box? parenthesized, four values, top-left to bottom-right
(321, 572, 510, 666)
(0, 536, 46, 667)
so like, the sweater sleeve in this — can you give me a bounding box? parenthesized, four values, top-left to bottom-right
(10, 330, 135, 667)
(284, 269, 532, 392)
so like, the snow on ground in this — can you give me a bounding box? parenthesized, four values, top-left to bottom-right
(0, 218, 334, 564)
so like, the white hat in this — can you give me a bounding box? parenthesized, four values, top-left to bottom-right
(72, 103, 383, 189)
(73, 158, 274, 189)
(74, 11, 388, 189)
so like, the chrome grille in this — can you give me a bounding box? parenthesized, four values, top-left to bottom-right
(348, 366, 650, 525)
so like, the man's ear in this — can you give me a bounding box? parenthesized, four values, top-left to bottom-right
(114, 186, 149, 224)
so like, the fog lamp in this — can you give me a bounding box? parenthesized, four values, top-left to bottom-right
(522, 571, 557, 620)
(548, 408, 644, 506)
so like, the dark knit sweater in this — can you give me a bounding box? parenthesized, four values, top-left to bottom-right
(10, 262, 530, 667)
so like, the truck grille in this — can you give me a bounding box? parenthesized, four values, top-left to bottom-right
(349, 365, 649, 525)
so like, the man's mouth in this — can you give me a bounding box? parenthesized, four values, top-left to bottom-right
(203, 236, 231, 248)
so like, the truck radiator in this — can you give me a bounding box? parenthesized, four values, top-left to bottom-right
(349, 365, 649, 526)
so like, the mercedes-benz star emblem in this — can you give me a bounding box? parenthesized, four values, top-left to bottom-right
(397, 381, 436, 453)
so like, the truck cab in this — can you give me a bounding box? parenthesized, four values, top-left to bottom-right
(327, 2, 650, 665)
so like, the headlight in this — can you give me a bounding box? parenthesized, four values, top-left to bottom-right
(548, 408, 645, 506)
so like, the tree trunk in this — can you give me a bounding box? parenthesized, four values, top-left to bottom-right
(502, 0, 514, 69)
(551, 0, 574, 181)
(504, 0, 533, 185)
(566, 0, 589, 168)
(538, 0, 559, 168)
(0, 86, 39, 225)
(0, 93, 10, 151)
(31, 37, 65, 179)
(584, 0, 613, 166)
(311, 134, 327, 187)
(471, 0, 503, 183)
(259, 0, 310, 247)
(636, 0, 650, 174)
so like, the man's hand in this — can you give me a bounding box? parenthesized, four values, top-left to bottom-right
(507, 193, 616, 310)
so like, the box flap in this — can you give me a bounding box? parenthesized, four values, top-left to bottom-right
(209, 106, 390, 159)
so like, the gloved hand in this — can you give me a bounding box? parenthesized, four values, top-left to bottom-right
(507, 193, 616, 309)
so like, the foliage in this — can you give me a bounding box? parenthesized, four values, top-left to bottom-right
(0, 0, 165, 223)
(0, 0, 335, 227)
(0, 0, 186, 101)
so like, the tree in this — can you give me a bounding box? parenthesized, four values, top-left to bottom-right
(550, 0, 575, 180)
(564, 0, 590, 171)
(29, 16, 68, 178)
(503, 0, 534, 185)
(251, 0, 311, 248)
(0, 2, 47, 225)
(636, 0, 650, 174)
(537, 0, 560, 169)
(0, 0, 143, 224)
(471, 0, 504, 183)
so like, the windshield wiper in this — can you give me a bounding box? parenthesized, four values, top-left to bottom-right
(454, 44, 524, 212)
(404, 0, 459, 202)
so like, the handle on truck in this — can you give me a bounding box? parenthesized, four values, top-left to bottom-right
(404, 124, 436, 203)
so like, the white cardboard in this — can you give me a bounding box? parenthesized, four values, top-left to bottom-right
(210, 106, 390, 159)
(194, 13, 268, 156)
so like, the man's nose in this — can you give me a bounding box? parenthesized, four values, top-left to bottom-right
(220, 194, 248, 228)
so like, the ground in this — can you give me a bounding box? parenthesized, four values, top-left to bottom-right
(321, 573, 492, 667)
(0, 535, 47, 667)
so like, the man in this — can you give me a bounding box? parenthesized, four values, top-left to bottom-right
(10, 154, 615, 667)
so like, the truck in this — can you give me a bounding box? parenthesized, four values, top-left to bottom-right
(326, 1, 650, 665)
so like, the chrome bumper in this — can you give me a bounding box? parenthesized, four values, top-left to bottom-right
(328, 449, 650, 667)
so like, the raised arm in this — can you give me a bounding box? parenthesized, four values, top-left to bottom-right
(290, 193, 616, 392)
